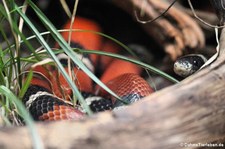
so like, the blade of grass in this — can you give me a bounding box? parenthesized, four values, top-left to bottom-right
(45, 48, 178, 83)
(14, 46, 178, 83)
(6, 4, 176, 84)
(14, 4, 94, 114)
(59, 0, 72, 18)
(0, 46, 5, 85)
(76, 49, 179, 83)
(19, 47, 179, 83)
(0, 4, 41, 61)
(2, 0, 21, 87)
(0, 105, 12, 126)
(0, 2, 41, 92)
(25, 1, 125, 102)
(0, 99, 13, 126)
(18, 70, 33, 99)
(0, 6, 17, 86)
(68, 0, 79, 45)
(0, 71, 5, 86)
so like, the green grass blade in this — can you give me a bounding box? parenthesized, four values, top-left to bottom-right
(76, 49, 179, 83)
(14, 4, 93, 114)
(18, 70, 33, 99)
(7, 29, 178, 83)
(19, 47, 179, 83)
(26, 1, 123, 101)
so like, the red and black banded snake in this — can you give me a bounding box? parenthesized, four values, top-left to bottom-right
(23, 17, 154, 121)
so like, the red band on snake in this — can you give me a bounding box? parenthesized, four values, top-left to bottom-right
(23, 17, 154, 121)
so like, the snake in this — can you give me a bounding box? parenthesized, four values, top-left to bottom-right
(176, 0, 225, 78)
(173, 54, 207, 78)
(22, 17, 154, 121)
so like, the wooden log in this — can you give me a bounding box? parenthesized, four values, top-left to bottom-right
(0, 28, 224, 149)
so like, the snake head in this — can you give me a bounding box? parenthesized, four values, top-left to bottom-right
(174, 54, 207, 78)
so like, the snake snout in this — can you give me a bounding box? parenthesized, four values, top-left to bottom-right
(174, 61, 193, 78)
(174, 54, 207, 78)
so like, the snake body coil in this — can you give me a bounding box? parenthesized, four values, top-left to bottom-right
(22, 17, 154, 121)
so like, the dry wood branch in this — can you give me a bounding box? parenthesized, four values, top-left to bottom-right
(184, 9, 218, 30)
(1, 66, 225, 149)
(111, 0, 205, 60)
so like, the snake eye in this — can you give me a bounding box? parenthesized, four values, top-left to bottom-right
(193, 58, 204, 67)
